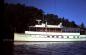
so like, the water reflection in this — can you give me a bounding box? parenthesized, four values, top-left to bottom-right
(14, 42, 86, 55)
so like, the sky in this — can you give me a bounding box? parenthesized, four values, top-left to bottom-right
(4, 0, 86, 26)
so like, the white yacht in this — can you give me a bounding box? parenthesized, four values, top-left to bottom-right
(14, 20, 86, 41)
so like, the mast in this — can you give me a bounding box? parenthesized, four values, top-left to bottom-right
(36, 20, 41, 25)
(45, 20, 47, 32)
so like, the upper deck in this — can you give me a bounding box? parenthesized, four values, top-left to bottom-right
(26, 23, 80, 33)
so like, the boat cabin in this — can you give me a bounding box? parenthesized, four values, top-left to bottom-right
(26, 22, 80, 33)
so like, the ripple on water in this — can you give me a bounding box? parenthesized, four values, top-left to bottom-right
(14, 41, 86, 55)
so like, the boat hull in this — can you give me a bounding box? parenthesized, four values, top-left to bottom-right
(14, 33, 86, 41)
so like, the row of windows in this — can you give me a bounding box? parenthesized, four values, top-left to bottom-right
(62, 30, 80, 32)
(47, 36, 80, 38)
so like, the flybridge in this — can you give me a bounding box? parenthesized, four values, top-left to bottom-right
(30, 22, 63, 28)
(30, 19, 63, 28)
(27, 20, 80, 33)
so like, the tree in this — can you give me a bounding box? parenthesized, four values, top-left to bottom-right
(4, 3, 44, 33)
(45, 14, 59, 25)
(80, 22, 85, 28)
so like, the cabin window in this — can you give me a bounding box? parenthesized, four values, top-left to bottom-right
(65, 30, 67, 32)
(52, 36, 54, 38)
(61, 36, 64, 38)
(77, 36, 80, 38)
(56, 36, 59, 38)
(47, 36, 50, 38)
(73, 36, 76, 38)
(67, 36, 69, 38)
(77, 30, 80, 33)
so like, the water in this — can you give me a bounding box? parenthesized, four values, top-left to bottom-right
(14, 41, 86, 55)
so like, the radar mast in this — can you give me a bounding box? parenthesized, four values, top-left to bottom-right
(36, 20, 41, 25)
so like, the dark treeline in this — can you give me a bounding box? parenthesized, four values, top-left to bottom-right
(4, 3, 85, 33)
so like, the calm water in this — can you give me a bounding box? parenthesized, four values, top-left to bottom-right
(14, 41, 86, 55)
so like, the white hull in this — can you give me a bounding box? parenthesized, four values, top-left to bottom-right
(14, 33, 86, 41)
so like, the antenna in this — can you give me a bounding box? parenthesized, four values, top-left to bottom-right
(36, 20, 41, 24)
